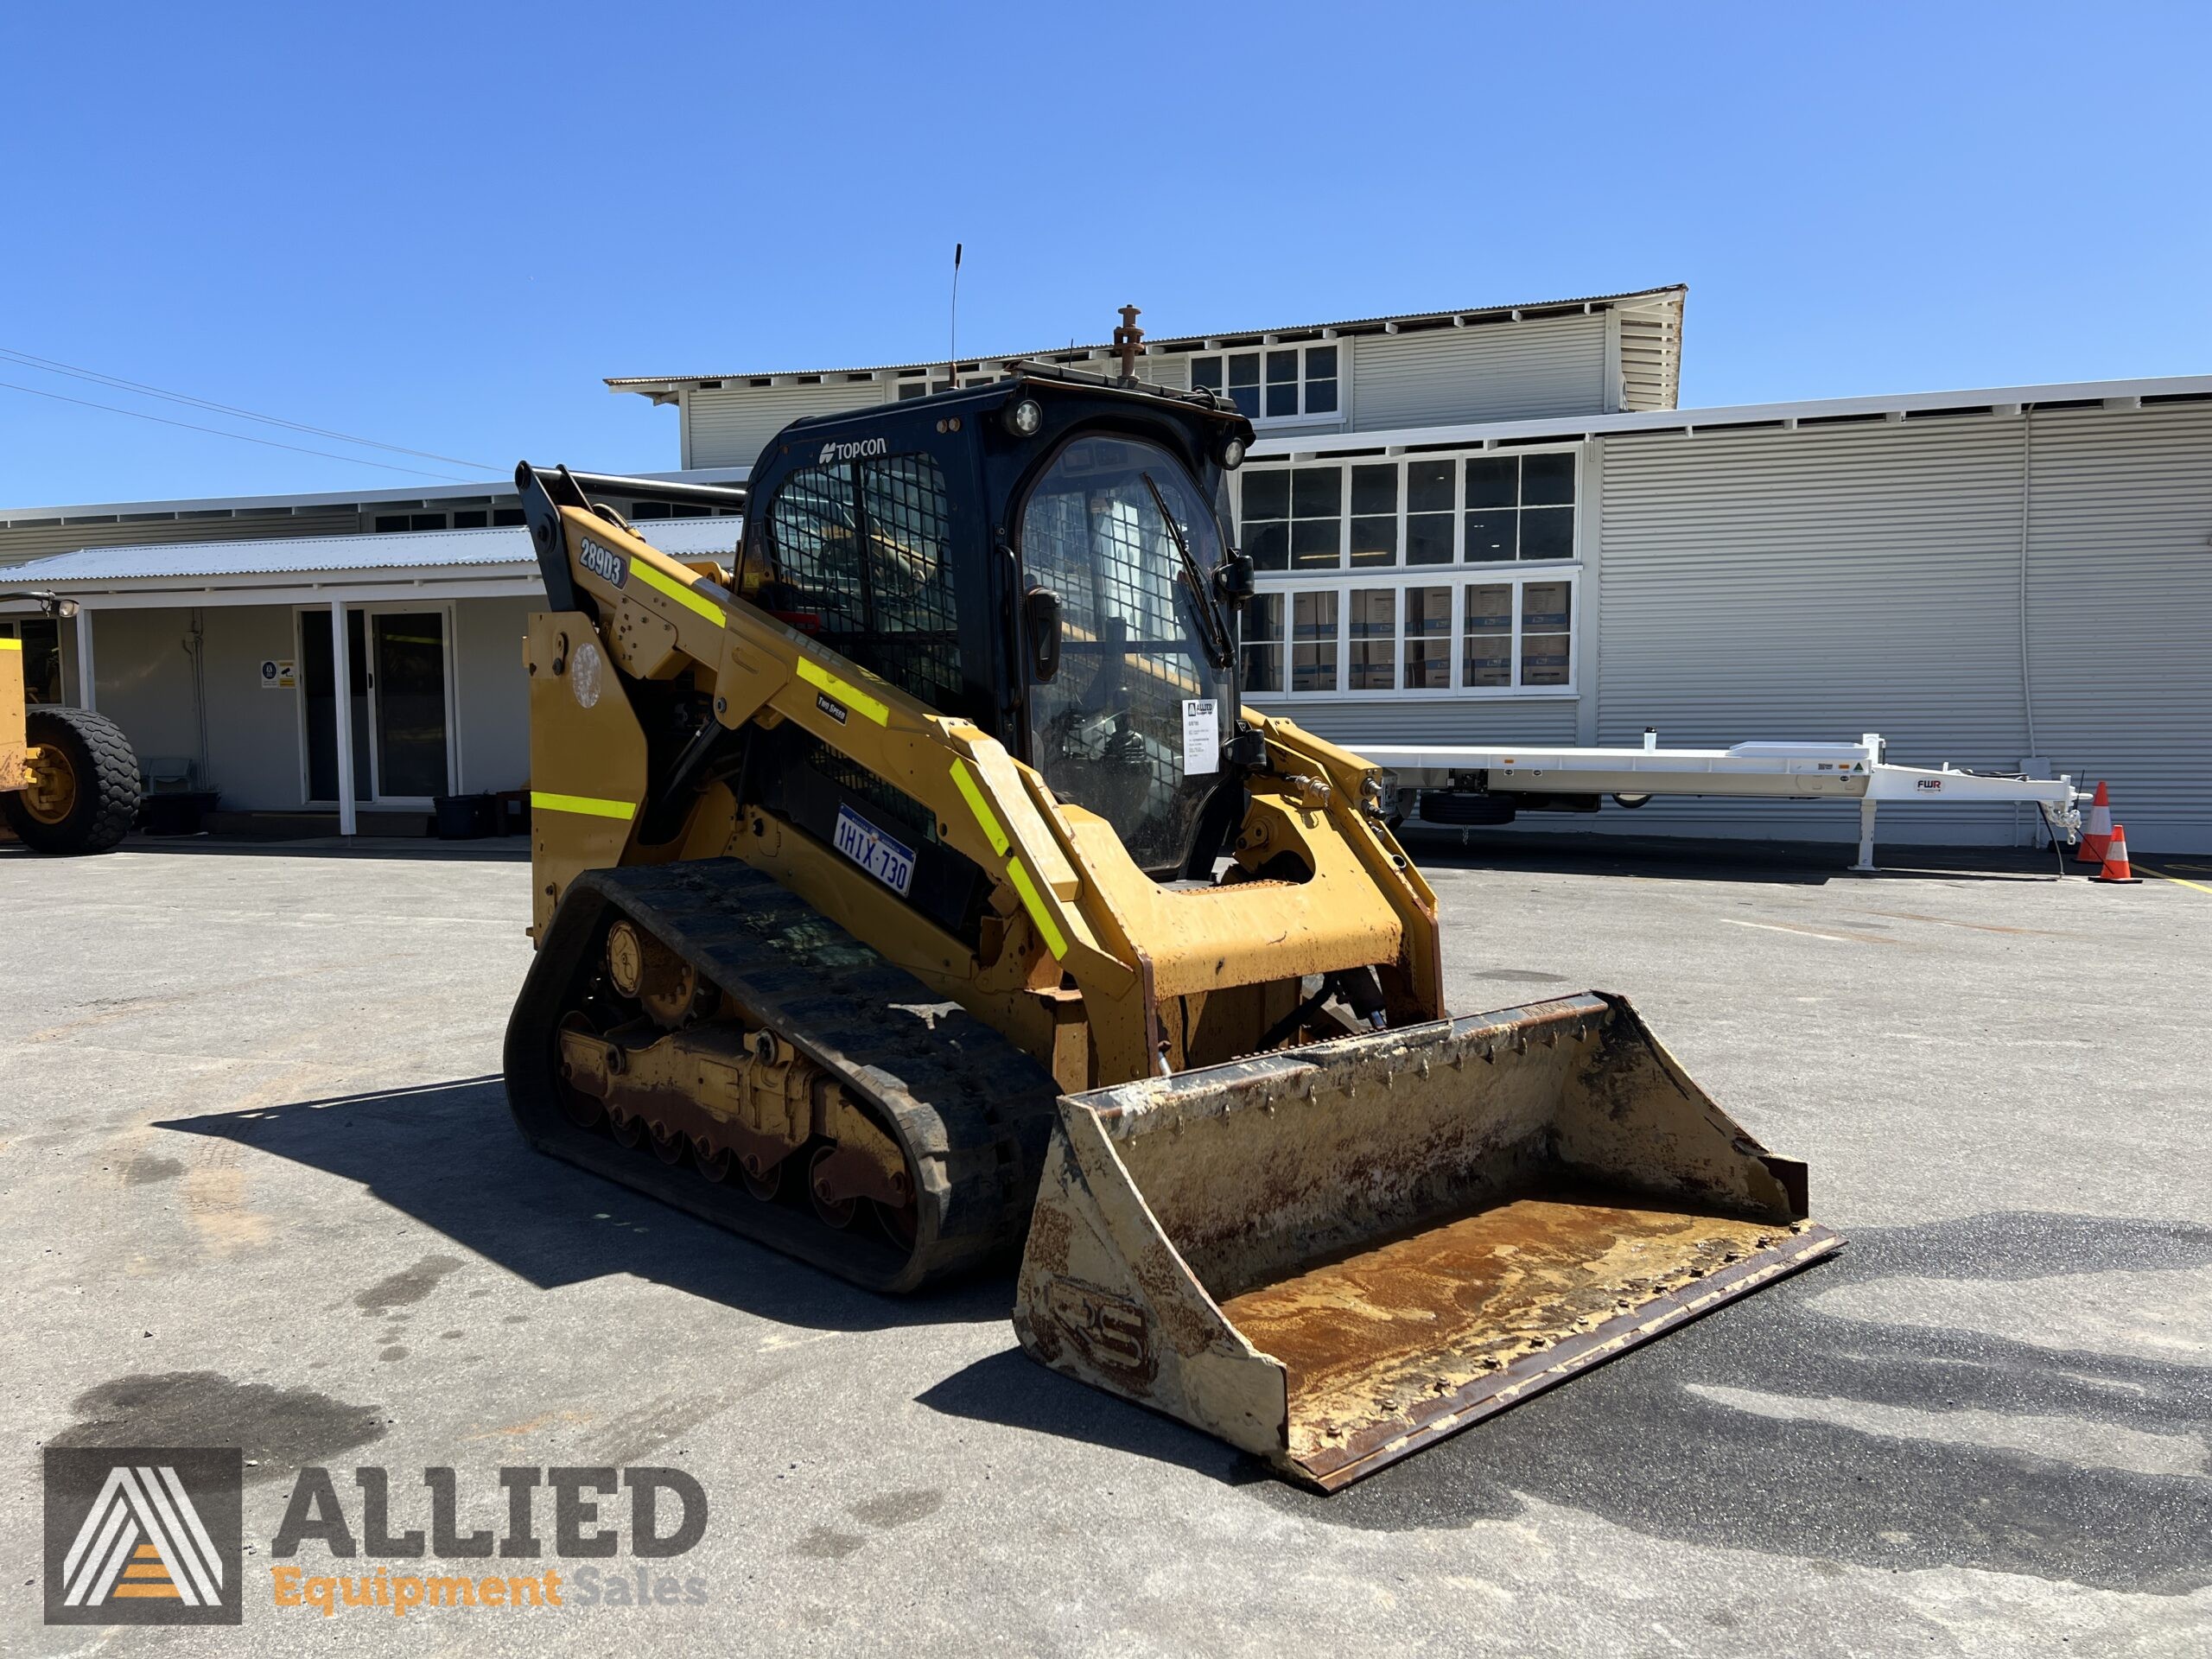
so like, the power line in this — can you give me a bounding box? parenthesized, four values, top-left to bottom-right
(0, 344, 499, 474)
(0, 380, 480, 481)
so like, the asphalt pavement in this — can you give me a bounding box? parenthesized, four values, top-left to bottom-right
(3, 833, 2207, 1656)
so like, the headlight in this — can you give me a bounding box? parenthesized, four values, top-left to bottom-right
(1218, 435, 1246, 471)
(1003, 397, 1044, 438)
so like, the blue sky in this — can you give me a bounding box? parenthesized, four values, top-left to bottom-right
(3, 1, 2206, 505)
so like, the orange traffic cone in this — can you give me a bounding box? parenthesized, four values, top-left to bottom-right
(2097, 822, 2141, 884)
(2077, 781, 2112, 864)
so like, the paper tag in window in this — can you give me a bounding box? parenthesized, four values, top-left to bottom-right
(1182, 699, 1220, 776)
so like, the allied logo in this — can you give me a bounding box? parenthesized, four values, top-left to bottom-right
(45, 1448, 243, 1625)
(817, 436, 887, 466)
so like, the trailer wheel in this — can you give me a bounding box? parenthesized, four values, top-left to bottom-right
(3, 706, 140, 855)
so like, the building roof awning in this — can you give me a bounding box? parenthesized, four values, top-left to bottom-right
(1241, 372, 2212, 459)
(0, 518, 742, 609)
(605, 286, 1689, 391)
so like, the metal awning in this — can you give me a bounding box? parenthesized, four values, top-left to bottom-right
(0, 518, 743, 609)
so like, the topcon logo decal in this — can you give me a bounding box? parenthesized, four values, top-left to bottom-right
(818, 436, 887, 466)
(45, 1447, 244, 1626)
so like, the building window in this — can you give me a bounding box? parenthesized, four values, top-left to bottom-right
(1517, 579, 1573, 685)
(1240, 465, 1347, 571)
(1406, 460, 1455, 564)
(1291, 591, 1338, 691)
(1465, 451, 1575, 562)
(372, 512, 455, 533)
(1348, 588, 1395, 688)
(896, 373, 999, 399)
(1404, 584, 1451, 687)
(1191, 343, 1338, 422)
(1238, 448, 1576, 569)
(1242, 593, 1283, 693)
(1242, 569, 1576, 700)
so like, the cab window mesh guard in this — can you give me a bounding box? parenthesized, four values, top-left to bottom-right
(766, 454, 963, 714)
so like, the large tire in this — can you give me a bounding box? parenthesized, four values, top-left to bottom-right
(3, 706, 139, 855)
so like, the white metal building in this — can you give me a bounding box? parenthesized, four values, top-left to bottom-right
(607, 287, 1688, 470)
(0, 518, 740, 831)
(1222, 379, 2212, 852)
(7, 283, 2208, 850)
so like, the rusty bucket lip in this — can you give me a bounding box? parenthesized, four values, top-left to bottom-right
(1288, 1222, 1846, 1491)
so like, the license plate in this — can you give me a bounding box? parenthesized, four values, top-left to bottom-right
(832, 805, 916, 897)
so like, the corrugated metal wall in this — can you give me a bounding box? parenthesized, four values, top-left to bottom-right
(1592, 414, 2033, 846)
(1352, 315, 1609, 429)
(1587, 402, 2212, 853)
(0, 508, 367, 568)
(683, 381, 890, 469)
(1278, 697, 1580, 750)
(678, 362, 1198, 470)
(2022, 402, 2212, 852)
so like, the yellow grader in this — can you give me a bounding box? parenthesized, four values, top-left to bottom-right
(1, 593, 138, 855)
(503, 364, 1838, 1489)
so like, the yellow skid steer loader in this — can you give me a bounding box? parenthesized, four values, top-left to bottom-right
(505, 358, 1838, 1489)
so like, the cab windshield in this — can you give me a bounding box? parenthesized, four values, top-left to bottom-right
(1019, 435, 1236, 877)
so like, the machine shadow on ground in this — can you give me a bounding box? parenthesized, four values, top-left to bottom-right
(159, 1078, 1013, 1335)
(929, 1213, 2212, 1594)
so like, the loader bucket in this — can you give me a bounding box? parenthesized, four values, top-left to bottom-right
(1013, 992, 1840, 1491)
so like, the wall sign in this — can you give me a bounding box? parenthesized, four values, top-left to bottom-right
(258, 658, 296, 690)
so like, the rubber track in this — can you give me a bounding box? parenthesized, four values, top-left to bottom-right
(4, 706, 138, 854)
(505, 860, 1065, 1293)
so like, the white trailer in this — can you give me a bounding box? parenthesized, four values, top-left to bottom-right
(1361, 733, 2084, 874)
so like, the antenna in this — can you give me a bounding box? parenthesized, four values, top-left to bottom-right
(948, 243, 963, 393)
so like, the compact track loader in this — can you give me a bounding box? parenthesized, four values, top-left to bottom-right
(505, 359, 1838, 1489)
(1, 593, 138, 855)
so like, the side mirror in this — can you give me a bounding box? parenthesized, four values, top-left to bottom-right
(1213, 551, 1255, 607)
(1024, 586, 1062, 683)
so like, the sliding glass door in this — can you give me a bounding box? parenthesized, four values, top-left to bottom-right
(300, 606, 454, 805)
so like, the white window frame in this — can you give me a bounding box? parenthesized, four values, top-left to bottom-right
(1234, 442, 1582, 575)
(1234, 442, 1583, 702)
(1241, 568, 1579, 702)
(1190, 340, 1345, 426)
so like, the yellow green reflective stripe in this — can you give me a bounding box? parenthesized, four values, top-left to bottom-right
(531, 790, 637, 822)
(1006, 856, 1067, 959)
(949, 759, 1009, 856)
(0, 637, 20, 651)
(795, 657, 889, 726)
(629, 557, 726, 623)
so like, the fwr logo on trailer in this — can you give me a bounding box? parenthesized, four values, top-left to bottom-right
(43, 1447, 244, 1625)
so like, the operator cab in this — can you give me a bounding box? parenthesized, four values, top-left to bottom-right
(739, 367, 1257, 881)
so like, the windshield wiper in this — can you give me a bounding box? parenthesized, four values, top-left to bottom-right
(1141, 472, 1234, 671)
